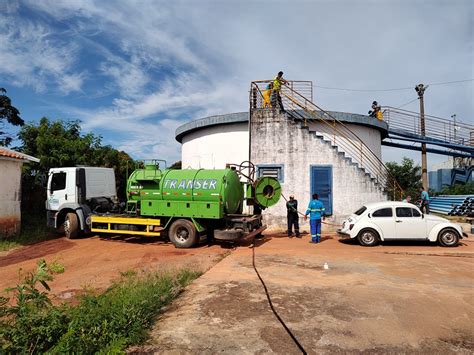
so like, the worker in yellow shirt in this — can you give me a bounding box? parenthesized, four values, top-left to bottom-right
(369, 101, 383, 121)
(271, 71, 288, 113)
(263, 82, 273, 108)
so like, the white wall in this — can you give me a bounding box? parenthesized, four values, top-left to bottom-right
(251, 110, 387, 232)
(308, 121, 382, 178)
(0, 159, 22, 237)
(181, 123, 249, 169)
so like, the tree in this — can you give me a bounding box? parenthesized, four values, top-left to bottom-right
(0, 88, 24, 146)
(440, 182, 474, 195)
(18, 118, 133, 212)
(386, 157, 422, 200)
(169, 160, 182, 169)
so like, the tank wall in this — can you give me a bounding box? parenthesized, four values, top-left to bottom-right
(181, 123, 249, 169)
(250, 110, 387, 231)
(307, 121, 382, 177)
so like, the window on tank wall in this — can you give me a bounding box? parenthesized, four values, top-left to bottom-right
(256, 164, 284, 183)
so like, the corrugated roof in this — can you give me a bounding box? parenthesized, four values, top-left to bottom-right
(0, 147, 40, 163)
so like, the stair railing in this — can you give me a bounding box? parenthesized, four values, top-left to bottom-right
(250, 80, 404, 200)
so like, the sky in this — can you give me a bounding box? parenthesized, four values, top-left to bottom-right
(0, 0, 472, 169)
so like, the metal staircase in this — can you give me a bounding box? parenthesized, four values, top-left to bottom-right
(250, 80, 404, 200)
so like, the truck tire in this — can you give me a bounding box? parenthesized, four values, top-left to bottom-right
(64, 212, 79, 239)
(169, 219, 198, 248)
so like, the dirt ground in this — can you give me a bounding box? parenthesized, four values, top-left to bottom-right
(0, 235, 229, 301)
(137, 233, 474, 354)
(1, 231, 473, 353)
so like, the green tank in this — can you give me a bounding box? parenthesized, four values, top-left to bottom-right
(126, 164, 280, 219)
(124, 163, 281, 248)
(127, 165, 245, 219)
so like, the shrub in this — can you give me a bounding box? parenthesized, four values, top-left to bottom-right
(0, 261, 200, 353)
(0, 259, 68, 353)
(52, 269, 200, 353)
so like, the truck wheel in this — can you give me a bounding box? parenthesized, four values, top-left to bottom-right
(64, 213, 79, 239)
(357, 229, 379, 247)
(169, 219, 198, 248)
(438, 228, 459, 247)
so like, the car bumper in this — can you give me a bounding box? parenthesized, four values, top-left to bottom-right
(337, 229, 351, 237)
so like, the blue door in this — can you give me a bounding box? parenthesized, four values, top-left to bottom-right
(310, 166, 333, 215)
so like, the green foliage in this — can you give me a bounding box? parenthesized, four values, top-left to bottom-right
(52, 269, 200, 353)
(0, 262, 200, 354)
(17, 118, 134, 212)
(0, 260, 68, 353)
(169, 160, 182, 169)
(0, 88, 24, 146)
(386, 157, 422, 200)
(440, 182, 474, 195)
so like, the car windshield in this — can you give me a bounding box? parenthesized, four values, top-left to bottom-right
(354, 206, 367, 216)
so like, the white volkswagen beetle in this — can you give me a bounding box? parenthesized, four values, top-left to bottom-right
(338, 201, 467, 247)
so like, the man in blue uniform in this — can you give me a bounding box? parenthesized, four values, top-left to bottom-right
(304, 193, 326, 243)
(420, 187, 430, 214)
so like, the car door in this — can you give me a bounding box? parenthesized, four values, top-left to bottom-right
(395, 207, 427, 239)
(48, 171, 76, 210)
(370, 207, 396, 239)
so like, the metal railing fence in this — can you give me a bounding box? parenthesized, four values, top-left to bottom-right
(382, 106, 474, 147)
(250, 80, 403, 200)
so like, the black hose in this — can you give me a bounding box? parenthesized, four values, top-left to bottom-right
(252, 238, 307, 354)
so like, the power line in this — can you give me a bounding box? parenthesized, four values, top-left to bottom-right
(427, 79, 474, 86)
(396, 97, 419, 109)
(313, 78, 473, 93)
(313, 85, 412, 92)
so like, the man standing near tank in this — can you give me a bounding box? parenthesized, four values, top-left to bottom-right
(271, 71, 288, 113)
(286, 194, 300, 238)
(304, 193, 326, 243)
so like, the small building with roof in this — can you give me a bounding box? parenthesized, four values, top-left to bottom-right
(0, 147, 39, 238)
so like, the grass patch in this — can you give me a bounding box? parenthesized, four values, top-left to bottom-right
(0, 260, 201, 353)
(0, 213, 57, 252)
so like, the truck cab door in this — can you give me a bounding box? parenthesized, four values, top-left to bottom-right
(47, 170, 76, 210)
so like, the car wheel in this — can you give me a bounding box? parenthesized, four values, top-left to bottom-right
(357, 229, 379, 247)
(169, 219, 198, 248)
(64, 212, 79, 239)
(438, 228, 459, 247)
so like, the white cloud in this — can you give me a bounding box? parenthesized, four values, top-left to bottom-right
(3, 0, 472, 167)
(0, 14, 85, 94)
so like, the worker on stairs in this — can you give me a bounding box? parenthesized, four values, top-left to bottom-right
(271, 71, 288, 113)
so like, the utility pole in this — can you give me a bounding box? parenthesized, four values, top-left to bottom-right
(451, 114, 457, 168)
(415, 84, 428, 190)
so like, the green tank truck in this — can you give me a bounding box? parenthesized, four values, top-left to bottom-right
(89, 161, 281, 248)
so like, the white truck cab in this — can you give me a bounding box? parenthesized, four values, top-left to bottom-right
(46, 167, 117, 238)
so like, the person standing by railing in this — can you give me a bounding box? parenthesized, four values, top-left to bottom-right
(420, 187, 430, 214)
(369, 101, 383, 121)
(271, 71, 288, 113)
(263, 82, 273, 108)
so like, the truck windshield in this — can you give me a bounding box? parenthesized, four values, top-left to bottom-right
(51, 172, 66, 192)
(354, 206, 367, 216)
